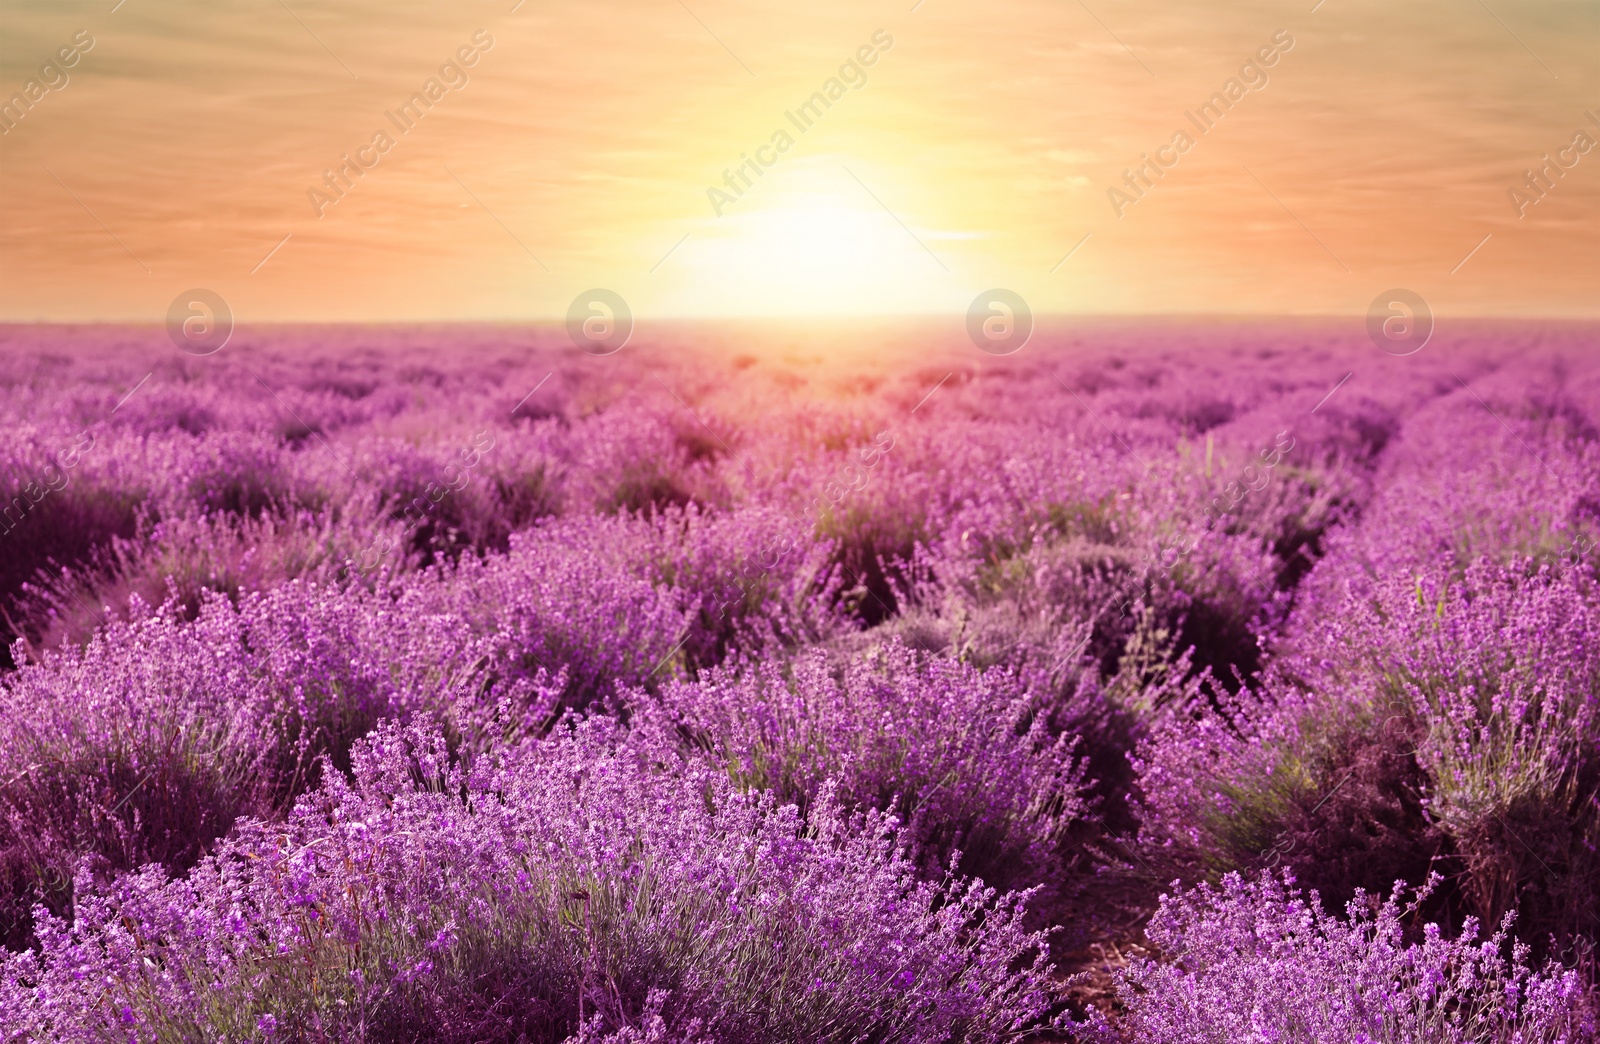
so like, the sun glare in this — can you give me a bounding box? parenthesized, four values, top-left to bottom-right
(662, 160, 968, 317)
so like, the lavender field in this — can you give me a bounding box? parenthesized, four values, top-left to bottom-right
(3, 320, 1599, 1042)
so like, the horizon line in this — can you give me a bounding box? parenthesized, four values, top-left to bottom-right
(4, 312, 1600, 326)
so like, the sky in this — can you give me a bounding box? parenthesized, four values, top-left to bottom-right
(0, 0, 1595, 321)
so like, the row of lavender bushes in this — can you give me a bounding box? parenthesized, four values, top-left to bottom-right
(1, 324, 1597, 1040)
(1122, 361, 1600, 1039)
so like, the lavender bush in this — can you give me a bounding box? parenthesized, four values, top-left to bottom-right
(3, 717, 1065, 1043)
(645, 641, 1088, 895)
(1089, 871, 1593, 1043)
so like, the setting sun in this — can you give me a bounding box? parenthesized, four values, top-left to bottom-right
(656, 158, 970, 316)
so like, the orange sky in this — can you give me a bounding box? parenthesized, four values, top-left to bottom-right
(0, 0, 1595, 320)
